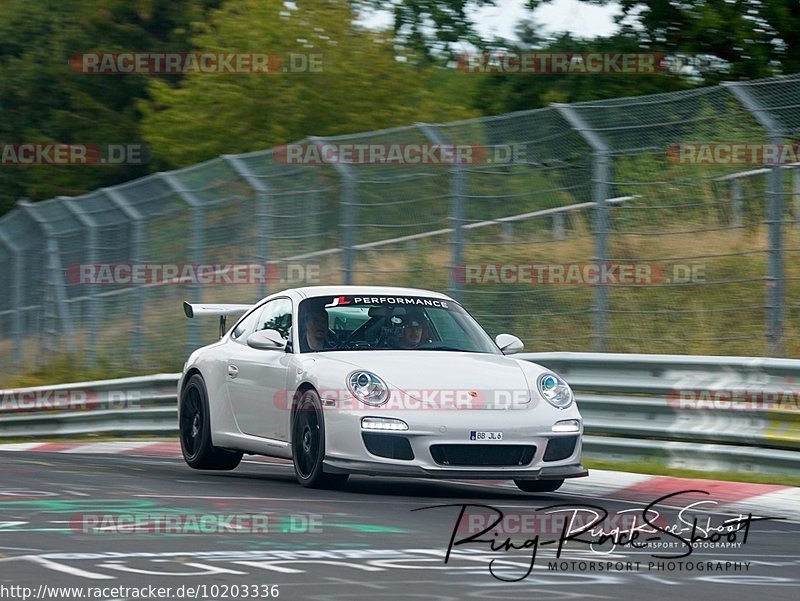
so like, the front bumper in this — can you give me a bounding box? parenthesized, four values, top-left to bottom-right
(323, 402, 586, 480)
(323, 458, 588, 480)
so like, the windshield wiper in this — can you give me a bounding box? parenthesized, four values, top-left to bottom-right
(417, 346, 477, 352)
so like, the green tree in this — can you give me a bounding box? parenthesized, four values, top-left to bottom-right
(140, 0, 478, 167)
(470, 27, 692, 114)
(361, 0, 495, 60)
(528, 0, 800, 81)
(0, 0, 216, 215)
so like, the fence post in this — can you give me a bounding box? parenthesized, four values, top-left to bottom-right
(553, 104, 611, 352)
(224, 154, 272, 298)
(417, 123, 464, 303)
(309, 137, 357, 285)
(160, 172, 206, 354)
(63, 197, 99, 368)
(726, 82, 785, 356)
(0, 227, 23, 369)
(103, 187, 145, 361)
(793, 167, 800, 231)
(17, 200, 75, 359)
(552, 212, 565, 240)
(731, 178, 743, 228)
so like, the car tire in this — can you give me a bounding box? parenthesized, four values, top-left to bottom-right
(179, 374, 243, 470)
(514, 478, 565, 493)
(292, 388, 349, 490)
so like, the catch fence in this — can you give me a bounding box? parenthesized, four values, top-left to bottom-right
(1, 73, 800, 381)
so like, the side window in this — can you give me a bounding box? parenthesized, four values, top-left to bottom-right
(231, 306, 264, 341)
(255, 298, 293, 340)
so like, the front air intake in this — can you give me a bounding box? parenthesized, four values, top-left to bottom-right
(543, 436, 578, 461)
(362, 433, 415, 460)
(429, 444, 536, 467)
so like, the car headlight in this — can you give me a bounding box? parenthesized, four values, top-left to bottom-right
(537, 372, 573, 409)
(347, 371, 389, 406)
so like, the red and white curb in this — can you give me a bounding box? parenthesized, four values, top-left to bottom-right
(0, 440, 796, 519)
(0, 440, 288, 464)
(0, 440, 185, 456)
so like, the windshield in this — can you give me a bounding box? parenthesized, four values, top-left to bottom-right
(297, 295, 500, 354)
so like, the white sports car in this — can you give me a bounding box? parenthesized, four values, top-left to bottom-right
(178, 286, 587, 492)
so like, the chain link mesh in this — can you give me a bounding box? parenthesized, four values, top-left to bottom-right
(1, 73, 799, 382)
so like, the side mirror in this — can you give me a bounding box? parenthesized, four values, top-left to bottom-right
(247, 329, 286, 351)
(495, 333, 524, 355)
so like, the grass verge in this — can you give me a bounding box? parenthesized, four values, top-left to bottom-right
(585, 458, 800, 487)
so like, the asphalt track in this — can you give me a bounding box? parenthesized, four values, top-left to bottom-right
(0, 452, 797, 601)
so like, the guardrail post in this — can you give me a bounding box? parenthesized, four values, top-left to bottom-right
(160, 173, 206, 354)
(223, 154, 272, 298)
(726, 82, 786, 356)
(63, 197, 99, 368)
(451, 163, 465, 303)
(310, 137, 357, 285)
(17, 200, 75, 359)
(0, 228, 23, 369)
(553, 104, 611, 352)
(418, 124, 464, 303)
(103, 188, 145, 361)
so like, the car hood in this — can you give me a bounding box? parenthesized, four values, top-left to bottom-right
(318, 350, 534, 409)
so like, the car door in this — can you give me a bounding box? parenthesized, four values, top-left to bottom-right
(225, 297, 294, 440)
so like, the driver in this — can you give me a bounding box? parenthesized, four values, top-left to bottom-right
(396, 309, 427, 349)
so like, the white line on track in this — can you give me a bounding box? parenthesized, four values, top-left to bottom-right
(0, 556, 114, 579)
(449, 479, 800, 520)
(134, 493, 463, 504)
(639, 573, 681, 585)
(132, 488, 763, 516)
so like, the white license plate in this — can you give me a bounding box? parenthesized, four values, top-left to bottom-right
(470, 431, 503, 441)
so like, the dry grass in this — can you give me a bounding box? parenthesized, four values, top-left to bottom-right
(1, 216, 797, 387)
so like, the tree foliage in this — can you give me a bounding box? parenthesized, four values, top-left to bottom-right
(527, 0, 800, 81)
(3, 0, 800, 215)
(361, 0, 495, 60)
(0, 0, 217, 214)
(139, 0, 477, 167)
(471, 26, 693, 114)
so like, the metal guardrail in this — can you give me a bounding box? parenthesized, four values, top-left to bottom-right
(523, 352, 800, 477)
(1, 353, 798, 477)
(0, 374, 179, 438)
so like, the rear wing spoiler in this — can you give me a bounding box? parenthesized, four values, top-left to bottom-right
(183, 301, 251, 338)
